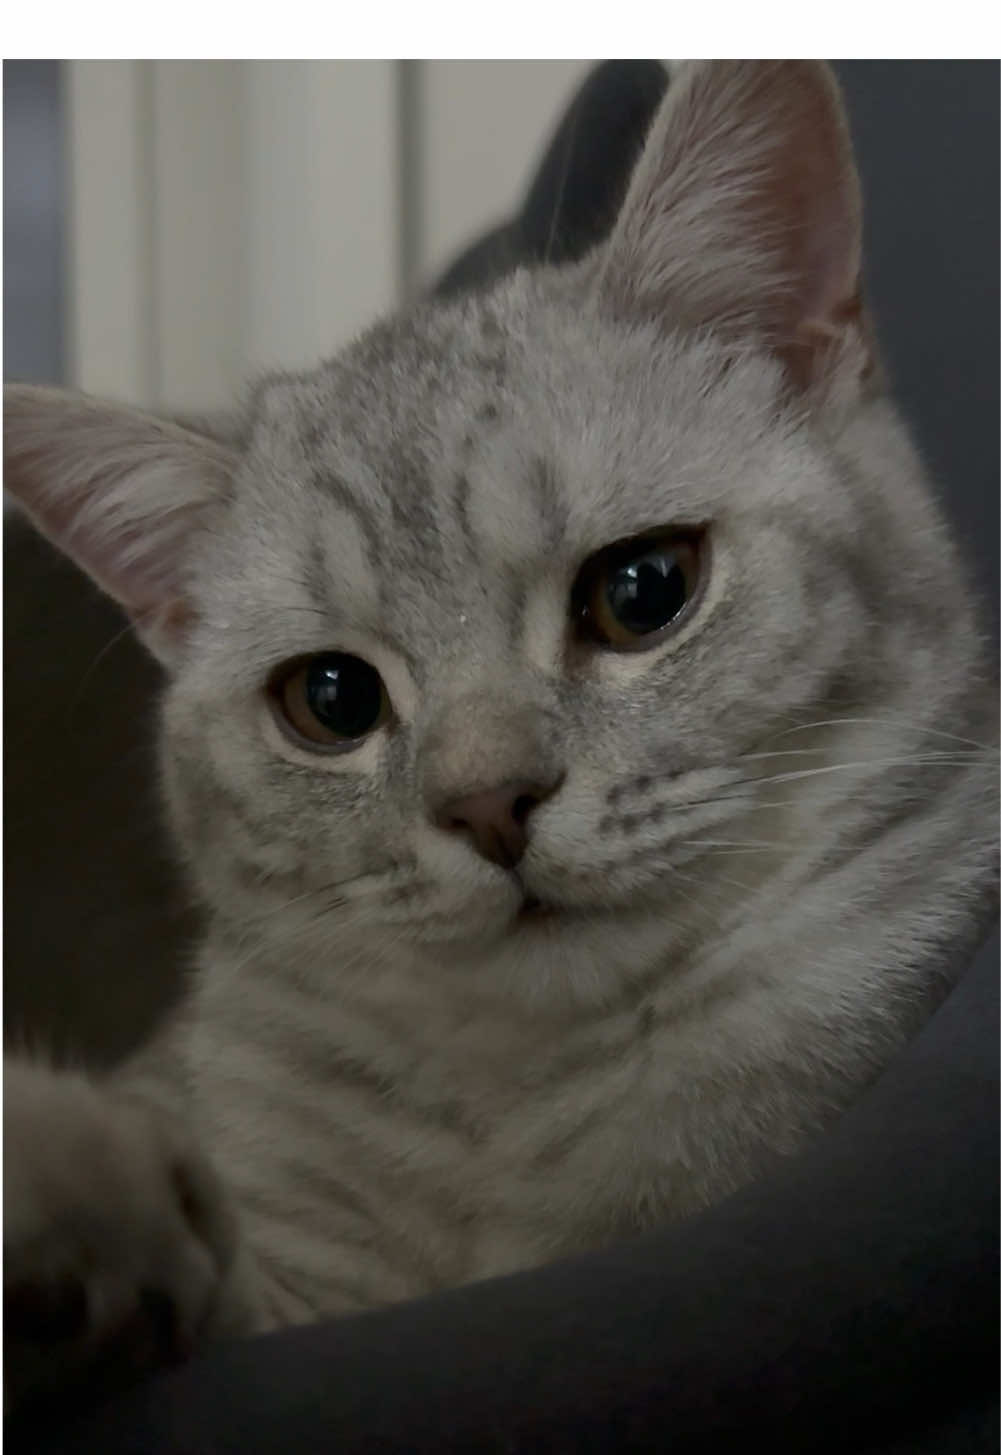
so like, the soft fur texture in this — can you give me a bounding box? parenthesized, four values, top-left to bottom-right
(4, 61, 998, 1399)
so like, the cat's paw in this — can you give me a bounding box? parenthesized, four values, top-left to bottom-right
(3, 1060, 237, 1412)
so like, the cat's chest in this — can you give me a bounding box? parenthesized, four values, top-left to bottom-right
(188, 966, 669, 1286)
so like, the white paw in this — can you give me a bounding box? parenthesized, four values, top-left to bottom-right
(3, 1060, 237, 1411)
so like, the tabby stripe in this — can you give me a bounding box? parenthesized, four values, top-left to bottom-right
(453, 472, 481, 565)
(242, 1195, 424, 1304)
(216, 991, 487, 1144)
(315, 474, 383, 577)
(251, 1227, 379, 1315)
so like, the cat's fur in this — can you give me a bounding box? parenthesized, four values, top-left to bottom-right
(4, 61, 998, 1401)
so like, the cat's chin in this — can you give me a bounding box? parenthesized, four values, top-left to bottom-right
(516, 895, 557, 922)
(506, 892, 623, 941)
(438, 893, 593, 956)
(438, 898, 688, 1010)
(512, 886, 611, 931)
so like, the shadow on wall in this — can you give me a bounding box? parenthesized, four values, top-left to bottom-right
(3, 517, 200, 1066)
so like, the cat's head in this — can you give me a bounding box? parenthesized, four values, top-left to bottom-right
(4, 62, 982, 1005)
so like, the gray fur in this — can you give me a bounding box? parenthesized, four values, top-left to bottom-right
(3, 61, 997, 1390)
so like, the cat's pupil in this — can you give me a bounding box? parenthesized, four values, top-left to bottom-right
(305, 655, 383, 738)
(607, 549, 688, 634)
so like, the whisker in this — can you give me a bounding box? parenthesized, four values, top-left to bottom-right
(740, 748, 841, 761)
(241, 867, 410, 929)
(667, 861, 757, 899)
(307, 919, 414, 987)
(729, 754, 979, 791)
(219, 891, 416, 986)
(61, 617, 142, 725)
(671, 753, 980, 814)
(680, 838, 802, 851)
(760, 717, 993, 752)
(738, 746, 978, 763)
(658, 879, 726, 934)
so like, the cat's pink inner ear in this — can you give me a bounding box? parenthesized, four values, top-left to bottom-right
(601, 60, 870, 389)
(3, 385, 234, 663)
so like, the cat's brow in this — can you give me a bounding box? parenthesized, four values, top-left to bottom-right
(313, 474, 384, 570)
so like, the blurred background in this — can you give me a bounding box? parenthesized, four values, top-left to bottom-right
(4, 61, 998, 1068)
(4, 61, 593, 406)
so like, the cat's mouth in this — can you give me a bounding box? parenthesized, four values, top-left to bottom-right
(516, 894, 560, 923)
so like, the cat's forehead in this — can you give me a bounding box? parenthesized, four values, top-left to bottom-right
(238, 278, 793, 604)
(250, 293, 516, 466)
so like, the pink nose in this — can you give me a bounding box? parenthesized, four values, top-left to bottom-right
(435, 779, 559, 868)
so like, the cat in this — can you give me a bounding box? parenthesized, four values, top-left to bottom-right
(4, 59, 998, 1410)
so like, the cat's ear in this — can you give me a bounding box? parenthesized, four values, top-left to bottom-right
(599, 60, 872, 392)
(3, 384, 236, 665)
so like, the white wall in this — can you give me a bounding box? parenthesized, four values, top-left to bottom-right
(241, 61, 399, 382)
(66, 62, 158, 407)
(64, 60, 593, 415)
(418, 61, 590, 283)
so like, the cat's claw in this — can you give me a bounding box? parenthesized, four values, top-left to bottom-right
(3, 1060, 236, 1413)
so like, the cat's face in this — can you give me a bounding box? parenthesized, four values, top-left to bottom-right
(6, 62, 982, 1005)
(159, 278, 906, 996)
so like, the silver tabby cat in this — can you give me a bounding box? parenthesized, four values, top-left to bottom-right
(4, 60, 998, 1404)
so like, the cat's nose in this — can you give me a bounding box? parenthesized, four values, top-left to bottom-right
(434, 778, 561, 869)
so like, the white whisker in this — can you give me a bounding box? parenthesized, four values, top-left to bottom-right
(741, 755, 977, 789)
(240, 868, 410, 932)
(760, 717, 993, 752)
(672, 754, 980, 814)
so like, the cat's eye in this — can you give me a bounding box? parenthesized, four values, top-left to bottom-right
(270, 653, 389, 749)
(573, 531, 703, 650)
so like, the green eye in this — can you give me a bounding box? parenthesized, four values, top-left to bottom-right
(574, 532, 703, 650)
(272, 653, 389, 748)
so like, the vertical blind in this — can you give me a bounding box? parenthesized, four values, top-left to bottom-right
(64, 61, 592, 414)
